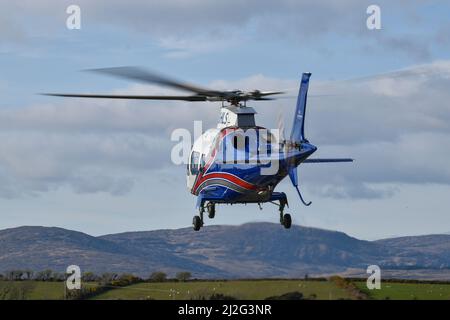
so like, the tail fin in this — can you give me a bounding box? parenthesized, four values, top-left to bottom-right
(290, 72, 311, 143)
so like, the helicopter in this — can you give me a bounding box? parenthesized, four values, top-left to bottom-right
(44, 67, 353, 231)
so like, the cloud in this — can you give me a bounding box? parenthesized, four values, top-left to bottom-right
(0, 81, 219, 198)
(157, 35, 242, 59)
(0, 11, 26, 45)
(0, 131, 168, 198)
(0, 60, 449, 199)
(208, 61, 450, 199)
(0, 0, 442, 60)
(380, 36, 431, 61)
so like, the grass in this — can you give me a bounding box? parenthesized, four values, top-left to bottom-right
(92, 280, 352, 300)
(3, 279, 450, 300)
(355, 281, 450, 300)
(0, 281, 65, 300)
(0, 281, 100, 300)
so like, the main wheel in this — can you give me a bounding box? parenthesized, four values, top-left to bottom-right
(282, 214, 292, 229)
(193, 215, 202, 231)
(207, 203, 215, 219)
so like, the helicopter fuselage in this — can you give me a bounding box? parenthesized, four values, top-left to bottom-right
(187, 125, 317, 206)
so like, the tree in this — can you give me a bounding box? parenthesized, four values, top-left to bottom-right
(113, 273, 140, 286)
(4, 271, 13, 281)
(82, 272, 98, 282)
(5, 270, 24, 281)
(175, 272, 192, 282)
(35, 269, 53, 281)
(149, 272, 167, 282)
(100, 272, 118, 285)
(24, 270, 34, 280)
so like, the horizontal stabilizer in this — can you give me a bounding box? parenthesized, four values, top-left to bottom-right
(303, 158, 353, 163)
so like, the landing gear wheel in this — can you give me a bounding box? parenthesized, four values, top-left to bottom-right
(282, 214, 292, 229)
(207, 202, 215, 219)
(193, 215, 202, 231)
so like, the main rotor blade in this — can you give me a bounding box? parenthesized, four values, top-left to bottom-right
(256, 91, 284, 97)
(251, 97, 275, 101)
(303, 158, 353, 163)
(41, 93, 208, 101)
(335, 65, 450, 84)
(87, 66, 224, 97)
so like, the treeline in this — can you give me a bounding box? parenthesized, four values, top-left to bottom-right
(329, 276, 369, 300)
(0, 269, 59, 281)
(0, 269, 193, 283)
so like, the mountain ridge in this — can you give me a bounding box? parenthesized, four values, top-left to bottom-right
(1, 223, 449, 279)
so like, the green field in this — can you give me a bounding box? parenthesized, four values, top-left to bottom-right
(92, 280, 351, 300)
(0, 281, 100, 300)
(2, 279, 450, 300)
(0, 281, 65, 300)
(355, 281, 450, 300)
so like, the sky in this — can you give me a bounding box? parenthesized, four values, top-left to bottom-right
(0, 0, 449, 240)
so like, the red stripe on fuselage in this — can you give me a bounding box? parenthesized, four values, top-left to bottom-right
(195, 172, 257, 194)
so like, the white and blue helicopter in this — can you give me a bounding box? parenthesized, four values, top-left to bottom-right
(45, 67, 352, 231)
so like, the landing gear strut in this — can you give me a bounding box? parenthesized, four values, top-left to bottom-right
(278, 198, 292, 229)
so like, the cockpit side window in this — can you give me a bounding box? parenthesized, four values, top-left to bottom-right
(200, 155, 206, 170)
(190, 151, 200, 175)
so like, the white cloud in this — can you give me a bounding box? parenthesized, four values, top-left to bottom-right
(0, 60, 449, 199)
(206, 61, 450, 199)
(0, 0, 442, 60)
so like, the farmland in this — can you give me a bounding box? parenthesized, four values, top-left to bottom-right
(1, 279, 450, 300)
(355, 281, 450, 300)
(92, 280, 350, 300)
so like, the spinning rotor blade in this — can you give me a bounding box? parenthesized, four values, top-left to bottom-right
(258, 91, 284, 96)
(41, 93, 207, 101)
(303, 158, 353, 163)
(250, 91, 284, 99)
(249, 97, 276, 101)
(333, 65, 450, 84)
(87, 66, 224, 97)
(43, 66, 286, 103)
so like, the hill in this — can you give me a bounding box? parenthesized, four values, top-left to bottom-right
(1, 223, 449, 278)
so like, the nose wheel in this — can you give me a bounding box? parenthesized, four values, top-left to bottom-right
(278, 198, 292, 229)
(193, 207, 204, 231)
(192, 215, 202, 231)
(193, 202, 216, 231)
